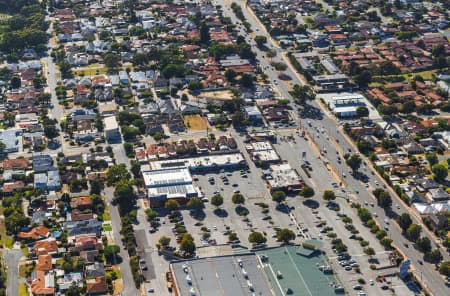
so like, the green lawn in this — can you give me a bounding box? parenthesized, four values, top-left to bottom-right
(439, 159, 449, 169)
(21, 246, 29, 257)
(107, 269, 122, 279)
(102, 224, 112, 232)
(0, 207, 13, 248)
(18, 283, 28, 296)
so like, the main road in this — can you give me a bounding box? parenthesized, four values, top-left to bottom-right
(215, 0, 449, 294)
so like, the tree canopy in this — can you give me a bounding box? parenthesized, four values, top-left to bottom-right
(271, 191, 286, 204)
(277, 228, 295, 244)
(346, 154, 362, 171)
(248, 231, 267, 244)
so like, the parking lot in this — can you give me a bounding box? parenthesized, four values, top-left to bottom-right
(141, 131, 416, 296)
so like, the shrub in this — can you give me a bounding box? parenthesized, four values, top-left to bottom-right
(302, 242, 316, 250)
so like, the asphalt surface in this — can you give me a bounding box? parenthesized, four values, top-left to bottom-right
(215, 0, 449, 294)
(104, 187, 139, 296)
(3, 249, 22, 296)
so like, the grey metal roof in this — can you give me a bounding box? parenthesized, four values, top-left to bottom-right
(171, 254, 272, 296)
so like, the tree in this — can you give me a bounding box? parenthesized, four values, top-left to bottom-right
(162, 64, 185, 78)
(158, 236, 171, 249)
(300, 185, 315, 197)
(432, 164, 448, 182)
(428, 248, 442, 264)
(145, 208, 158, 221)
(364, 247, 375, 256)
(322, 190, 336, 202)
(397, 213, 412, 232)
(439, 261, 450, 277)
(187, 197, 203, 213)
(10, 75, 21, 88)
(402, 100, 415, 114)
(211, 194, 224, 209)
(89, 178, 105, 194)
(356, 106, 369, 118)
(376, 191, 392, 208)
(239, 73, 254, 88)
(103, 52, 121, 71)
(70, 178, 86, 192)
(104, 245, 120, 264)
(225, 69, 237, 82)
(254, 35, 267, 48)
(165, 200, 180, 212)
(277, 228, 295, 244)
(346, 154, 362, 172)
(416, 237, 431, 253)
(290, 84, 315, 104)
(425, 153, 438, 166)
(66, 283, 83, 296)
(37, 92, 51, 105)
(358, 208, 372, 223)
(354, 70, 371, 87)
(44, 124, 59, 140)
(124, 142, 134, 156)
(107, 164, 131, 186)
(113, 180, 135, 213)
(271, 190, 286, 204)
(232, 193, 245, 206)
(231, 111, 247, 127)
(406, 224, 422, 242)
(179, 233, 196, 255)
(380, 237, 393, 248)
(121, 126, 140, 141)
(199, 21, 210, 44)
(248, 231, 267, 244)
(443, 237, 450, 250)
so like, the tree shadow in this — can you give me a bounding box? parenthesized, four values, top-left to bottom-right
(190, 210, 206, 220)
(275, 204, 290, 214)
(214, 208, 228, 217)
(303, 199, 320, 209)
(235, 206, 249, 216)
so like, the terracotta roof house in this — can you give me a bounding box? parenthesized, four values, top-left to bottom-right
(31, 270, 55, 295)
(34, 239, 58, 256)
(2, 181, 25, 194)
(0, 158, 30, 170)
(70, 209, 94, 221)
(86, 276, 107, 295)
(36, 254, 53, 272)
(17, 226, 50, 241)
(70, 196, 92, 210)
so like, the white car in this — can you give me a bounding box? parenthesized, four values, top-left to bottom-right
(373, 212, 378, 217)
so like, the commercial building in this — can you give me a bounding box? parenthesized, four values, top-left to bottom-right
(104, 116, 120, 142)
(170, 245, 340, 296)
(267, 163, 303, 192)
(312, 74, 349, 92)
(142, 167, 198, 207)
(329, 95, 365, 118)
(149, 153, 246, 172)
(246, 141, 280, 164)
(170, 254, 272, 296)
(244, 106, 263, 125)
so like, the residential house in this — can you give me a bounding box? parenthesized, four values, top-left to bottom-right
(17, 226, 50, 242)
(65, 219, 102, 237)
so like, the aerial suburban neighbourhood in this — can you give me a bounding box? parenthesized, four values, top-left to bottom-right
(0, 0, 448, 295)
